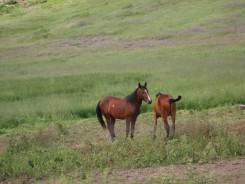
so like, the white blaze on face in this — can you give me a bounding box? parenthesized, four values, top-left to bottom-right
(144, 90, 151, 102)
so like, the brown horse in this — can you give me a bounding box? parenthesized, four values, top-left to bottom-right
(153, 92, 181, 138)
(96, 82, 152, 139)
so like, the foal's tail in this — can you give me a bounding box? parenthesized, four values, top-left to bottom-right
(96, 101, 107, 130)
(169, 95, 182, 104)
(169, 95, 182, 115)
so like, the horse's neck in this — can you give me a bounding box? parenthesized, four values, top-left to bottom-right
(134, 98, 142, 110)
(129, 98, 142, 116)
(125, 89, 143, 110)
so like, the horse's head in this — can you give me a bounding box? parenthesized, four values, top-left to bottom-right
(137, 82, 152, 104)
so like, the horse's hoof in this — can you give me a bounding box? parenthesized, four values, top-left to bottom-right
(153, 135, 156, 141)
(111, 136, 116, 142)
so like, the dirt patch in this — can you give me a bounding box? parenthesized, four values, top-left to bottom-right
(93, 158, 245, 184)
(57, 36, 166, 49)
(225, 122, 245, 135)
(55, 26, 245, 49)
(0, 138, 7, 153)
(225, 2, 245, 9)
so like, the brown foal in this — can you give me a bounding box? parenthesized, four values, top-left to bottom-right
(153, 92, 181, 138)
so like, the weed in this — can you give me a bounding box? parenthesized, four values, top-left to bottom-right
(6, 0, 18, 5)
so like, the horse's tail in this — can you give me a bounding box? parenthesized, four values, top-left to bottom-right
(169, 95, 182, 115)
(169, 95, 182, 104)
(96, 101, 107, 130)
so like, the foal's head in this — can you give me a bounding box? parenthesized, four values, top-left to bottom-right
(137, 82, 152, 104)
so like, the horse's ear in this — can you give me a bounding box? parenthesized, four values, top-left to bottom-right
(144, 82, 147, 87)
(138, 83, 142, 88)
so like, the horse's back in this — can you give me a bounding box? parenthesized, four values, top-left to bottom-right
(100, 96, 122, 109)
(99, 96, 127, 119)
(154, 94, 174, 116)
(155, 94, 173, 105)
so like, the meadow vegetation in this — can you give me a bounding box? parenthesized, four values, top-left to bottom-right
(0, 93, 244, 181)
(0, 107, 244, 182)
(0, 0, 244, 182)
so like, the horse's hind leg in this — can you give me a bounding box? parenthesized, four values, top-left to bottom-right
(106, 116, 116, 140)
(171, 114, 176, 138)
(126, 118, 130, 138)
(153, 112, 158, 140)
(162, 115, 170, 138)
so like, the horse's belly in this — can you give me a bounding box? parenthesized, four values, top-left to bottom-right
(110, 108, 139, 120)
(104, 97, 138, 120)
(109, 107, 126, 119)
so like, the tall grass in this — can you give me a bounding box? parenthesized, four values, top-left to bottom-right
(1, 48, 244, 128)
(0, 73, 150, 128)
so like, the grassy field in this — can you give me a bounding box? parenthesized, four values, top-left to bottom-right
(0, 106, 244, 183)
(0, 0, 245, 182)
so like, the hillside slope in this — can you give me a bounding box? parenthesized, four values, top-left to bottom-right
(1, 0, 244, 44)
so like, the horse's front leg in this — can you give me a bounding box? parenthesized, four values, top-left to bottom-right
(130, 121, 135, 139)
(126, 118, 130, 138)
(110, 117, 116, 139)
(130, 117, 137, 139)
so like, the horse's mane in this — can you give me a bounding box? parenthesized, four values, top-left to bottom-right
(126, 88, 138, 104)
(156, 92, 163, 97)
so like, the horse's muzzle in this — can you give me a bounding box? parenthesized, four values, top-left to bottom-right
(148, 100, 152, 104)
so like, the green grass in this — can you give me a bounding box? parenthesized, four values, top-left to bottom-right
(0, 107, 244, 182)
(0, 47, 244, 128)
(1, 0, 244, 42)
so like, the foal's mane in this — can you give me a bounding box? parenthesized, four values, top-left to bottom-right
(156, 92, 163, 97)
(125, 88, 138, 104)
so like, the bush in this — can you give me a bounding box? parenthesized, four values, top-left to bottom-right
(6, 0, 18, 5)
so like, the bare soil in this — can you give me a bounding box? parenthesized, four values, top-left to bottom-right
(93, 158, 245, 184)
(225, 121, 245, 135)
(56, 27, 245, 49)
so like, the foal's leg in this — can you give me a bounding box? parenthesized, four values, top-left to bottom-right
(153, 112, 158, 140)
(162, 115, 170, 138)
(126, 118, 130, 138)
(171, 114, 176, 138)
(130, 118, 137, 139)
